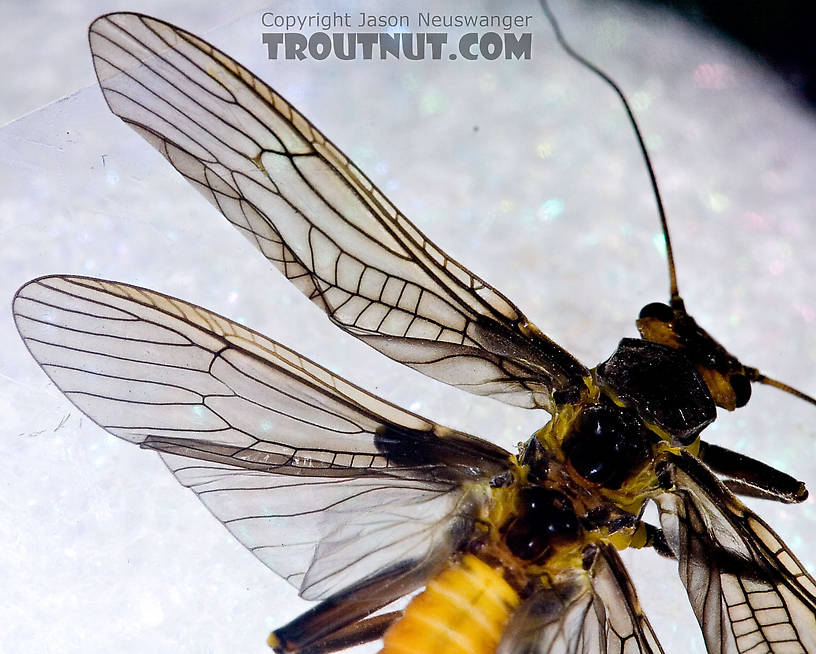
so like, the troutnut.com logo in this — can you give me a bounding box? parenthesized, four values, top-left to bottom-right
(261, 11, 534, 61)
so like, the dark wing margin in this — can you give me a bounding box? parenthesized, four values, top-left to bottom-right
(87, 12, 589, 412)
(13, 275, 511, 599)
(496, 543, 664, 654)
(657, 451, 816, 654)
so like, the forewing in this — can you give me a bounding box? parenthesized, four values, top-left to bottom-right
(87, 12, 589, 412)
(13, 275, 511, 599)
(496, 544, 664, 654)
(657, 451, 816, 654)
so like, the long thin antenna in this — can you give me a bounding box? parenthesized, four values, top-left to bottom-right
(539, 2, 816, 412)
(539, 0, 680, 303)
(750, 369, 816, 408)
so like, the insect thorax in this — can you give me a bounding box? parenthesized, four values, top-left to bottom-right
(472, 335, 726, 588)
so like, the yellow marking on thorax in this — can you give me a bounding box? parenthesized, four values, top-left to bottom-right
(379, 554, 520, 654)
(476, 461, 521, 533)
(607, 520, 651, 551)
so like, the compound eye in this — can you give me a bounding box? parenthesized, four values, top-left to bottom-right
(730, 373, 752, 408)
(638, 302, 674, 321)
(563, 406, 648, 489)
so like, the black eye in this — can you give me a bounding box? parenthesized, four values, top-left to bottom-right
(730, 373, 751, 408)
(638, 302, 674, 321)
(563, 406, 649, 489)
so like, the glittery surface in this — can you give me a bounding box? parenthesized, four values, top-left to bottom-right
(2, 1, 816, 653)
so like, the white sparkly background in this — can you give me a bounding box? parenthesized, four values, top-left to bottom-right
(2, 1, 816, 653)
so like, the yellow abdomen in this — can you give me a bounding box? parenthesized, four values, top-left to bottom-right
(379, 554, 521, 654)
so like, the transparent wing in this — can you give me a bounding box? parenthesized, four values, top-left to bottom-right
(87, 12, 589, 412)
(13, 275, 511, 600)
(588, 545, 665, 654)
(497, 543, 664, 654)
(657, 451, 816, 654)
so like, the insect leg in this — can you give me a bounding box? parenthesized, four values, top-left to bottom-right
(698, 440, 808, 503)
(625, 522, 675, 560)
(641, 523, 675, 559)
(269, 612, 400, 654)
(269, 560, 432, 653)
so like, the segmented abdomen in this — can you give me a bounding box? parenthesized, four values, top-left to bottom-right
(379, 554, 521, 654)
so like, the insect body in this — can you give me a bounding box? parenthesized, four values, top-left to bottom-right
(377, 553, 521, 654)
(12, 9, 816, 654)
